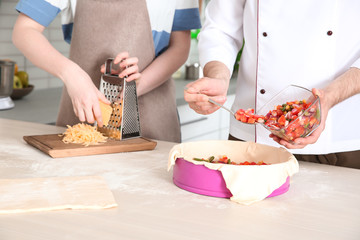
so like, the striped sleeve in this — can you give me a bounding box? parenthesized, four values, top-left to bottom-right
(15, 0, 61, 27)
(172, 0, 201, 31)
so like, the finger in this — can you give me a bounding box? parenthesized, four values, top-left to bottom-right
(269, 134, 282, 144)
(72, 100, 86, 122)
(190, 101, 219, 114)
(190, 101, 214, 109)
(84, 105, 95, 124)
(312, 88, 322, 97)
(293, 137, 309, 146)
(72, 103, 79, 117)
(185, 80, 227, 102)
(184, 91, 209, 103)
(126, 73, 141, 82)
(284, 144, 306, 149)
(184, 79, 211, 94)
(293, 135, 317, 146)
(201, 102, 220, 111)
(185, 85, 201, 94)
(190, 105, 209, 114)
(187, 77, 224, 96)
(114, 52, 129, 64)
(293, 125, 323, 146)
(196, 107, 218, 115)
(77, 108, 86, 123)
(120, 65, 139, 78)
(269, 134, 301, 149)
(208, 96, 227, 105)
(278, 139, 305, 149)
(100, 64, 105, 73)
(120, 57, 139, 68)
(97, 91, 111, 105)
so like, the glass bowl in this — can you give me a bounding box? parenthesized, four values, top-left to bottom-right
(257, 85, 321, 142)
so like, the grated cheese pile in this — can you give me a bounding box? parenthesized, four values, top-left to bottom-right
(61, 123, 107, 146)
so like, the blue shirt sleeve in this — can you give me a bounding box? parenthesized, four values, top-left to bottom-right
(16, 0, 60, 27)
(172, 8, 202, 31)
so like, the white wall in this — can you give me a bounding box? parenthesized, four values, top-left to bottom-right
(0, 0, 69, 90)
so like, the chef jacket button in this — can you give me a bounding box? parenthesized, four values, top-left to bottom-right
(327, 30, 333, 36)
(262, 32, 268, 37)
(260, 89, 266, 94)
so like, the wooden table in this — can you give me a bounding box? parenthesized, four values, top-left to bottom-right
(0, 118, 359, 240)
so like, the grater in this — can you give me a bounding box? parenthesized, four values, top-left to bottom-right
(97, 58, 141, 140)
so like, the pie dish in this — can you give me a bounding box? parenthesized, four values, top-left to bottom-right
(168, 140, 299, 205)
(173, 158, 290, 198)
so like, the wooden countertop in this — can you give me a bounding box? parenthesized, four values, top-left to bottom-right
(0, 118, 359, 240)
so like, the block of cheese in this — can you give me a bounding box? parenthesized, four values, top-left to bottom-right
(99, 101, 112, 126)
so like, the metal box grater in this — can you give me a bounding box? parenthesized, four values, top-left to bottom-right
(97, 58, 141, 140)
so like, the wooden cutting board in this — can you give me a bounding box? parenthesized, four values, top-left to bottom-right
(23, 134, 157, 158)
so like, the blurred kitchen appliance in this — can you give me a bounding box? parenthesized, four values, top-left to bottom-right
(97, 58, 141, 140)
(0, 60, 15, 110)
(185, 63, 202, 80)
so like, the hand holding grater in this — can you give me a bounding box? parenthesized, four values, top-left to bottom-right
(97, 58, 141, 140)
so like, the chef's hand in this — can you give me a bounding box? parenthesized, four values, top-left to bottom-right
(270, 88, 329, 149)
(184, 61, 231, 114)
(100, 52, 141, 82)
(62, 62, 110, 127)
(184, 77, 228, 114)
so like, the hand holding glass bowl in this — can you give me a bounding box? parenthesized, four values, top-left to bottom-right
(235, 85, 321, 142)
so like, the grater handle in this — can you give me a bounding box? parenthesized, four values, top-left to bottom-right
(104, 58, 115, 76)
(104, 58, 128, 79)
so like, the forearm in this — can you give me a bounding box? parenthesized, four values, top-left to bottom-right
(203, 61, 231, 82)
(282, 67, 360, 148)
(12, 14, 74, 84)
(137, 30, 190, 96)
(202, 61, 231, 95)
(324, 67, 360, 108)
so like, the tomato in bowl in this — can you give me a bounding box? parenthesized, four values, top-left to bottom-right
(257, 85, 321, 142)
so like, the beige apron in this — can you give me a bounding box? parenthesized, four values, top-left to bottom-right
(56, 0, 181, 142)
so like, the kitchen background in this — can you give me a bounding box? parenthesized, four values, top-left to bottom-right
(0, 0, 235, 142)
(0, 0, 68, 89)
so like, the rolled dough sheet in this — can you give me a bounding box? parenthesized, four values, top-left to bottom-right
(0, 176, 117, 214)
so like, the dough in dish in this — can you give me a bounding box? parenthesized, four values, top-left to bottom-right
(168, 140, 299, 205)
(0, 175, 117, 214)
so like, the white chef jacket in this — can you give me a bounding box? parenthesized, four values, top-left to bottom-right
(198, 0, 360, 154)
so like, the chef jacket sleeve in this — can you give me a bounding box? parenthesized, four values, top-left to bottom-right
(198, 0, 245, 74)
(351, 58, 360, 69)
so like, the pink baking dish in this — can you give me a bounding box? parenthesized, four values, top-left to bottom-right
(173, 158, 290, 198)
